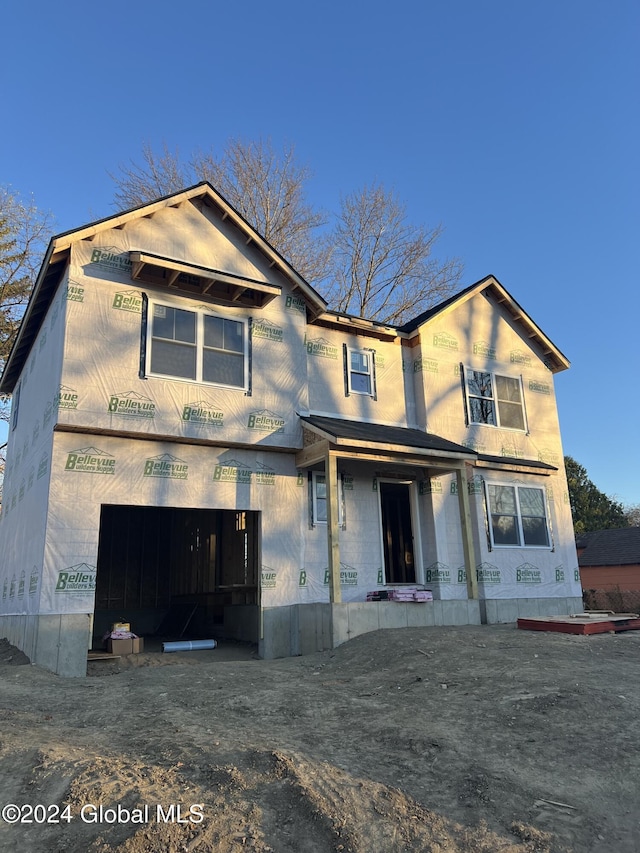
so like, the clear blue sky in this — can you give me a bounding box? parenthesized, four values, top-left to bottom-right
(2, 0, 639, 505)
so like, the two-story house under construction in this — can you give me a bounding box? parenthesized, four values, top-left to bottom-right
(0, 183, 582, 675)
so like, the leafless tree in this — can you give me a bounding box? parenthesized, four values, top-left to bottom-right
(110, 142, 192, 210)
(322, 183, 463, 324)
(0, 187, 54, 384)
(624, 504, 640, 527)
(111, 139, 329, 283)
(0, 188, 54, 488)
(111, 144, 463, 323)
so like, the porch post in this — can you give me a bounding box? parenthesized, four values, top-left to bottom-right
(325, 450, 342, 604)
(456, 466, 478, 599)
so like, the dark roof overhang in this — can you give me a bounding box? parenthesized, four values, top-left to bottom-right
(129, 251, 281, 309)
(296, 415, 477, 472)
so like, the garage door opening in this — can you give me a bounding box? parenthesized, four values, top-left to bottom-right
(93, 505, 260, 650)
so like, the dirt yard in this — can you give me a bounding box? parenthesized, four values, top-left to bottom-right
(0, 623, 639, 853)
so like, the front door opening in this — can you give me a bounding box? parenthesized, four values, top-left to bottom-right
(380, 482, 416, 584)
(94, 505, 260, 648)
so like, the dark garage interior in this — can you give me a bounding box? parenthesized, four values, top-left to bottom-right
(93, 504, 260, 648)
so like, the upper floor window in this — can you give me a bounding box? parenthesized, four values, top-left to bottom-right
(486, 483, 551, 548)
(464, 368, 526, 431)
(147, 301, 249, 391)
(344, 346, 376, 398)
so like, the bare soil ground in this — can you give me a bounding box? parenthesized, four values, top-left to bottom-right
(1, 623, 639, 853)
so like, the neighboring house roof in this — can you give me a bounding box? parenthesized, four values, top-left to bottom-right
(300, 415, 477, 458)
(0, 182, 328, 395)
(577, 528, 640, 567)
(397, 274, 570, 374)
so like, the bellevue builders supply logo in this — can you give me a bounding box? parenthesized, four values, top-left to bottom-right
(247, 410, 285, 433)
(55, 385, 78, 410)
(55, 563, 96, 594)
(252, 319, 283, 342)
(306, 337, 338, 359)
(255, 463, 276, 486)
(90, 247, 132, 275)
(473, 340, 497, 358)
(108, 391, 156, 419)
(212, 458, 252, 483)
(182, 400, 224, 426)
(66, 280, 85, 302)
(261, 566, 277, 588)
(112, 290, 143, 312)
(144, 454, 188, 480)
(516, 563, 542, 584)
(65, 447, 115, 474)
(323, 564, 358, 586)
(432, 332, 458, 351)
(285, 294, 305, 313)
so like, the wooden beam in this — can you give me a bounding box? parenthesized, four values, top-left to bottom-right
(326, 451, 341, 604)
(456, 466, 478, 600)
(334, 437, 473, 462)
(167, 270, 180, 287)
(295, 440, 330, 469)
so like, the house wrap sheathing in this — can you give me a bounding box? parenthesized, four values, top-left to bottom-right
(0, 183, 582, 675)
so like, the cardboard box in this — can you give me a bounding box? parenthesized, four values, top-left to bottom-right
(108, 637, 144, 655)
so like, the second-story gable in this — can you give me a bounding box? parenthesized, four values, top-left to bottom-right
(405, 276, 569, 464)
(2, 183, 328, 452)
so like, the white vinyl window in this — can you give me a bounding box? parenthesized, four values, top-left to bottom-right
(311, 471, 345, 525)
(465, 368, 526, 431)
(346, 347, 375, 397)
(148, 302, 248, 390)
(486, 483, 551, 548)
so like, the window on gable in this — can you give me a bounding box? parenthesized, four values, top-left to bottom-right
(345, 346, 376, 398)
(465, 368, 526, 431)
(147, 301, 248, 391)
(486, 483, 550, 548)
(311, 471, 345, 526)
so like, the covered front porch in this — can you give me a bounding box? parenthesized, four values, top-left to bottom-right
(259, 415, 484, 659)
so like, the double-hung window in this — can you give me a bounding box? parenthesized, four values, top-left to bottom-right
(148, 301, 248, 390)
(345, 347, 376, 397)
(486, 483, 551, 548)
(464, 368, 526, 430)
(311, 471, 345, 526)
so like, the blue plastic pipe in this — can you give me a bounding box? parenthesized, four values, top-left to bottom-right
(162, 639, 217, 653)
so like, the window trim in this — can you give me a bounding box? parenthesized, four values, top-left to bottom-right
(484, 481, 552, 549)
(311, 470, 345, 527)
(345, 345, 377, 398)
(463, 366, 527, 432)
(145, 298, 249, 392)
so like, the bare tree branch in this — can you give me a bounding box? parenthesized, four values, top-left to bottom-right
(111, 139, 330, 283)
(322, 183, 463, 324)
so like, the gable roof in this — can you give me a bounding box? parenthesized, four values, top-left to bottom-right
(398, 274, 570, 373)
(577, 528, 640, 567)
(0, 182, 327, 394)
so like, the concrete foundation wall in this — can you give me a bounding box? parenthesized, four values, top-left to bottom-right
(260, 600, 482, 658)
(483, 597, 584, 623)
(0, 613, 91, 677)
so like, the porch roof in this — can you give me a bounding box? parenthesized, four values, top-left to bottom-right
(298, 415, 477, 465)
